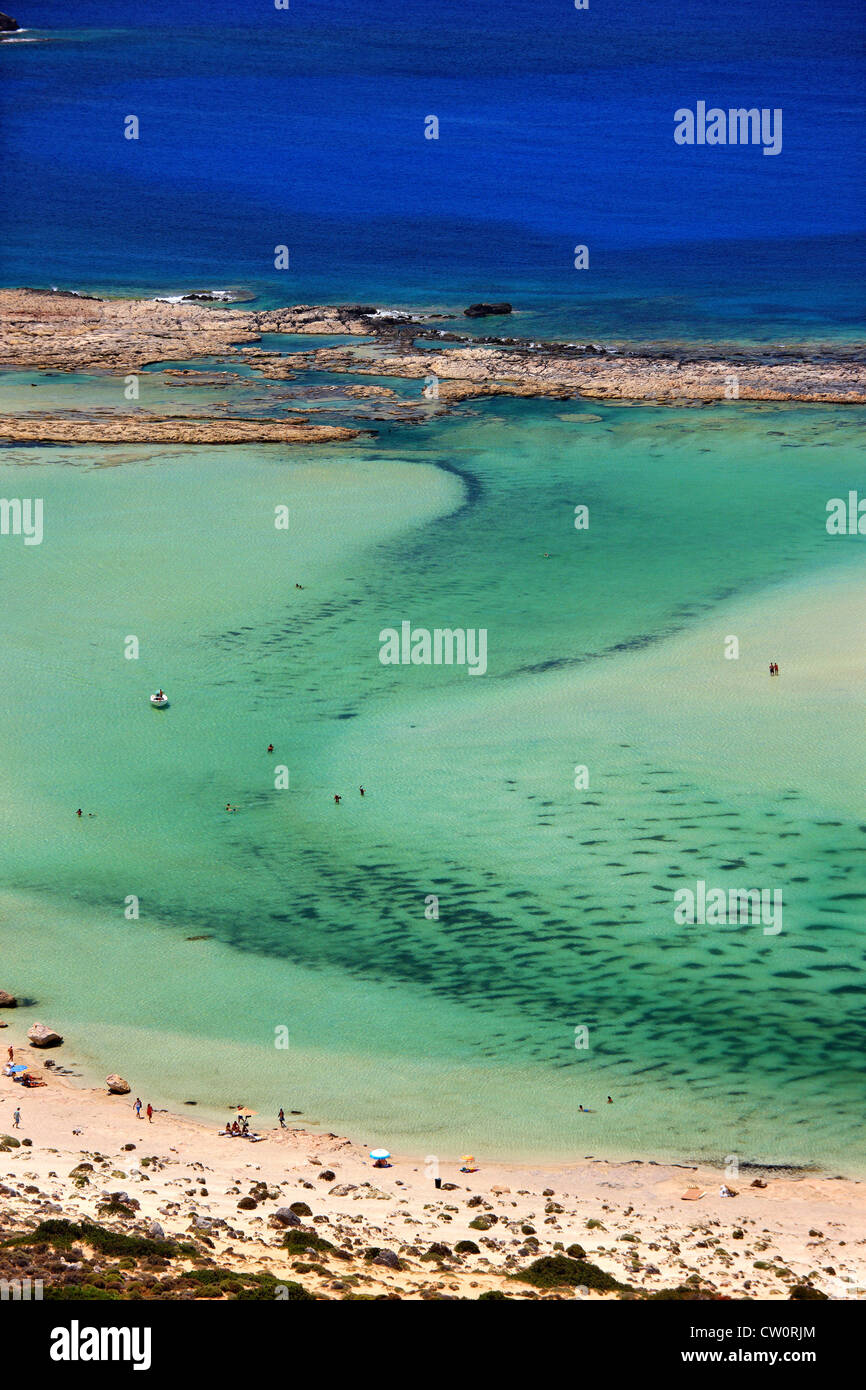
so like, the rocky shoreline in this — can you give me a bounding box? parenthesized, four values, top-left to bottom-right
(1, 290, 864, 453)
(0, 413, 363, 445)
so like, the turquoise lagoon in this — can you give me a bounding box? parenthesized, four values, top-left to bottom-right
(0, 392, 864, 1170)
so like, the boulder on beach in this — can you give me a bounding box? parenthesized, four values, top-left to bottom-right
(0, 989, 17, 1008)
(27, 1022, 63, 1048)
(270, 1207, 302, 1227)
(463, 302, 512, 318)
(105, 1074, 130, 1094)
(367, 1247, 401, 1270)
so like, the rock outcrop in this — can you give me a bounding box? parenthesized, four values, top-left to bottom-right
(464, 302, 512, 317)
(0, 414, 362, 445)
(1, 289, 863, 411)
(0, 990, 17, 1009)
(0, 13, 19, 34)
(27, 1022, 63, 1048)
(270, 1207, 303, 1227)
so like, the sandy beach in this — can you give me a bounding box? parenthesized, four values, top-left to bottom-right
(1, 1013, 863, 1300)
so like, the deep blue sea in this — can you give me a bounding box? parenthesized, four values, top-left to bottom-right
(2, 0, 864, 341)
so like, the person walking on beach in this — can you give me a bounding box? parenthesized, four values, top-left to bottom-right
(146, 1103, 153, 1123)
(278, 1107, 286, 1128)
(133, 1097, 142, 1119)
(7, 1044, 13, 1063)
(12, 1107, 20, 1129)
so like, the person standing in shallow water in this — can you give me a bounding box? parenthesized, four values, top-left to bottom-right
(278, 1107, 286, 1128)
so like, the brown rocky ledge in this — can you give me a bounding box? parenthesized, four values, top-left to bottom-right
(1, 287, 864, 406)
(0, 413, 362, 445)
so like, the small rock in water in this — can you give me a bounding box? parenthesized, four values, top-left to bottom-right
(464, 302, 512, 318)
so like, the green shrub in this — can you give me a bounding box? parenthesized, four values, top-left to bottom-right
(512, 1254, 628, 1292)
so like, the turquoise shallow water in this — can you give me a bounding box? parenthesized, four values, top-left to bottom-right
(0, 393, 864, 1169)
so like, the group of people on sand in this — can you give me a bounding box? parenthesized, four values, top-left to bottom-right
(223, 1117, 251, 1136)
(132, 1097, 153, 1123)
(4, 1045, 45, 1090)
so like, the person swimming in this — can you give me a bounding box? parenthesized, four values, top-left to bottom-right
(334, 794, 342, 804)
(267, 744, 274, 753)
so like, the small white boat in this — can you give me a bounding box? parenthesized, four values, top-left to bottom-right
(150, 691, 169, 709)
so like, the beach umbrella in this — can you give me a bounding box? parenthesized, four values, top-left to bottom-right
(235, 1107, 256, 1117)
(369, 1149, 390, 1160)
